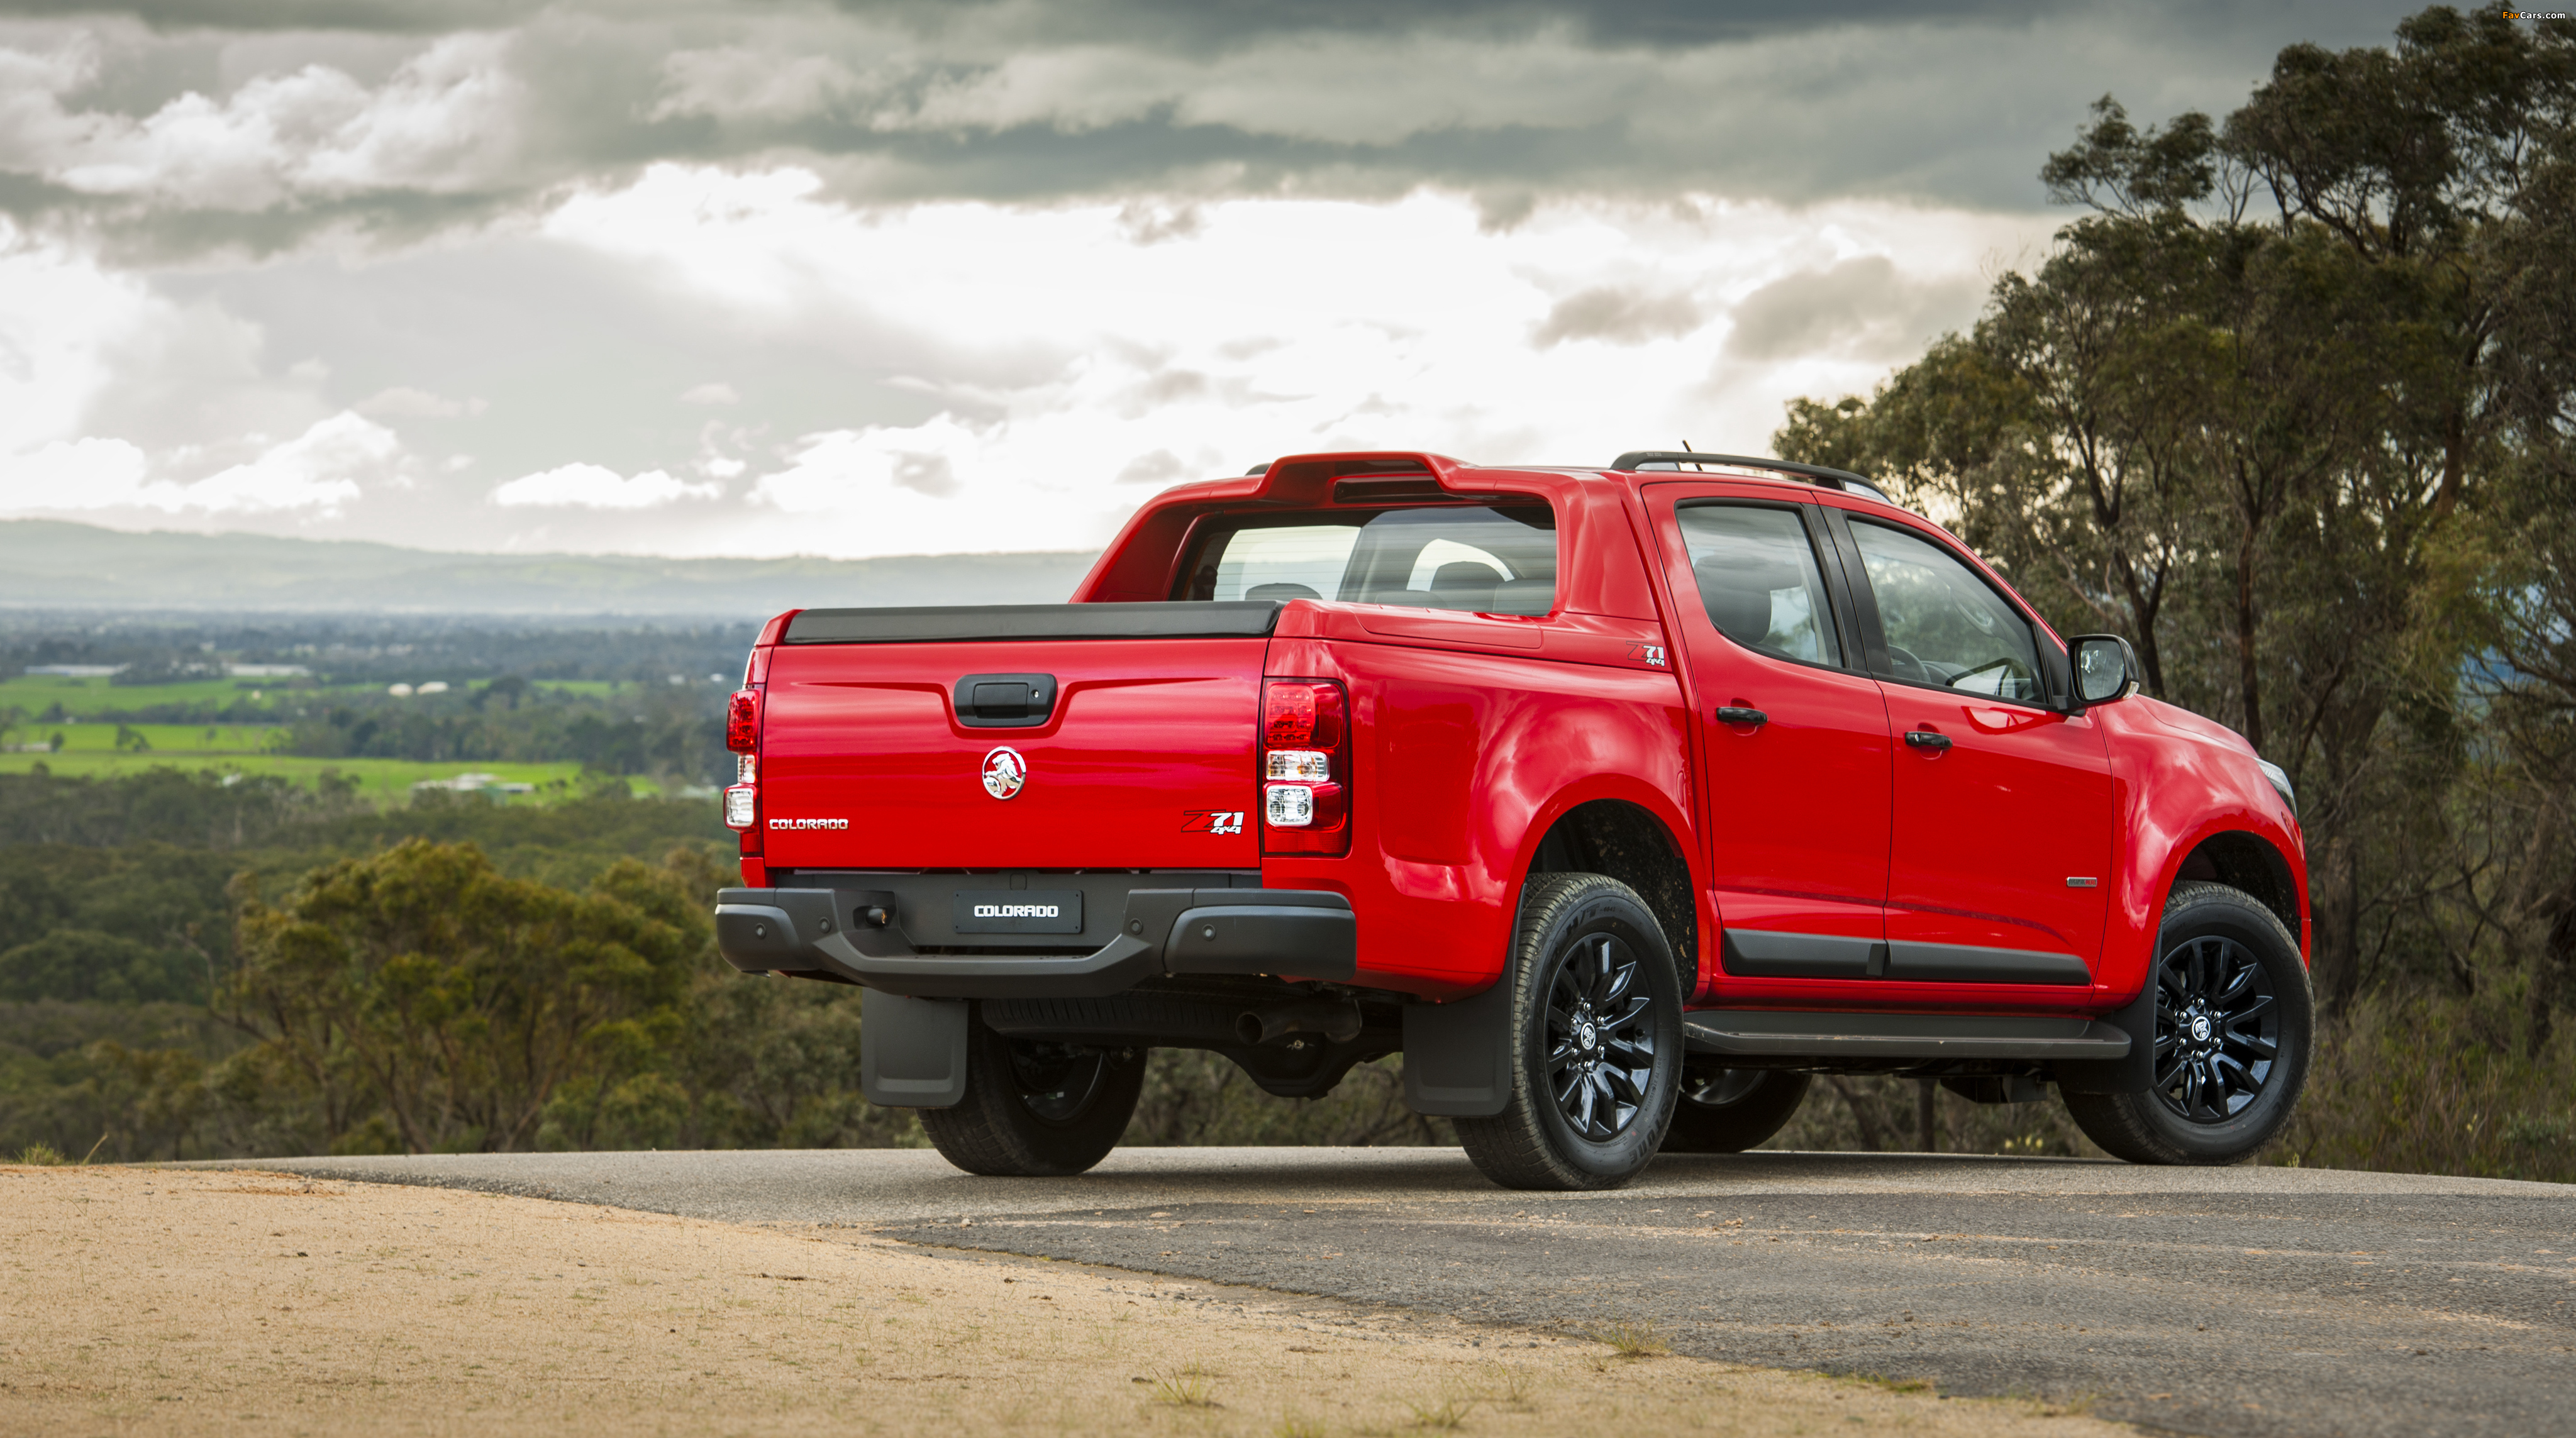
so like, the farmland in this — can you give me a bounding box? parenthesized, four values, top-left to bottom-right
(0, 672, 624, 722)
(0, 675, 674, 803)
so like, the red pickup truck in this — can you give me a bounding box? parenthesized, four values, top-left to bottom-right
(714, 450, 2311, 1190)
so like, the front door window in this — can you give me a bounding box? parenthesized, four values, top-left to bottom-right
(1845, 520, 2041, 702)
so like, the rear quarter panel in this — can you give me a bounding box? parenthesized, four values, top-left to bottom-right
(2098, 697, 2310, 999)
(1263, 625, 1692, 997)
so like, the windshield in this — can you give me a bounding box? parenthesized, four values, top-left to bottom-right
(1179, 506, 1558, 616)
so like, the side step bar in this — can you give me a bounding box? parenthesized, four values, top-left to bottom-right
(1681, 1010, 2132, 1061)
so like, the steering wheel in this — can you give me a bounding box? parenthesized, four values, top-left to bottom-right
(1884, 644, 1932, 684)
(1950, 655, 2036, 697)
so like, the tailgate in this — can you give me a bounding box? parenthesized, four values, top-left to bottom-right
(757, 606, 1274, 870)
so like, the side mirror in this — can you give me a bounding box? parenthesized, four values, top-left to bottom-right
(2068, 634, 2141, 712)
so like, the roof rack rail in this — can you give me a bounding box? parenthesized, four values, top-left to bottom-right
(1608, 451, 1895, 505)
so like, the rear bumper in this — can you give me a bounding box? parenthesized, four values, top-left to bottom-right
(714, 885, 1356, 998)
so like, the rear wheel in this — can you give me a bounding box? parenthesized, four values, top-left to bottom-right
(2065, 881, 2311, 1165)
(1455, 873, 1684, 1191)
(919, 1019, 1145, 1177)
(1661, 1068, 1811, 1153)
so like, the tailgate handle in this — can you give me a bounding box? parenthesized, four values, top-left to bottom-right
(954, 672, 1058, 728)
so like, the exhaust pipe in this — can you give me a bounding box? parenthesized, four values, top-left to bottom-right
(1233, 997, 1363, 1046)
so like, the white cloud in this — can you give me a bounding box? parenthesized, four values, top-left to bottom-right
(357, 385, 486, 418)
(654, 47, 863, 123)
(678, 381, 740, 406)
(491, 463, 722, 509)
(0, 436, 149, 509)
(0, 412, 396, 514)
(9, 33, 522, 210)
(175, 412, 396, 512)
(884, 26, 1653, 147)
(539, 167, 2035, 556)
(0, 228, 394, 518)
(0, 224, 164, 456)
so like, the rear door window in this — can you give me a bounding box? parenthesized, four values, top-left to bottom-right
(1181, 506, 1557, 615)
(1674, 502, 1843, 666)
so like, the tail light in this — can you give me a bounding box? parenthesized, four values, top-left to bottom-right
(1261, 678, 1348, 856)
(724, 687, 760, 833)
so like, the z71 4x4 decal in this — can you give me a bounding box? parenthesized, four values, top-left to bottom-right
(1182, 809, 1246, 835)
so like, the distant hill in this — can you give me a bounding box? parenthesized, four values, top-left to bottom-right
(0, 521, 1100, 617)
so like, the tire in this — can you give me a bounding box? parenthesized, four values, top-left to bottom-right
(1454, 873, 1685, 1191)
(2065, 880, 2312, 1165)
(1661, 1068, 1811, 1153)
(918, 1018, 1145, 1177)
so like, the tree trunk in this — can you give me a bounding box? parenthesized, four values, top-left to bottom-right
(2333, 838, 2364, 1014)
(2235, 521, 2265, 751)
(2533, 885, 2576, 1059)
(2111, 548, 2169, 696)
(2431, 404, 2467, 524)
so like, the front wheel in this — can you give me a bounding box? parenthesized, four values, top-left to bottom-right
(1455, 873, 1685, 1190)
(2065, 880, 2312, 1164)
(919, 1019, 1144, 1176)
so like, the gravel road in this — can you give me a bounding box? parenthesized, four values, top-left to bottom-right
(199, 1147, 2576, 1438)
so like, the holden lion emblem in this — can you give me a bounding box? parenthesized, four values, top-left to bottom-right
(980, 746, 1028, 800)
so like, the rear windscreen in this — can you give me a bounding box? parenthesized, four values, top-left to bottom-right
(1177, 506, 1558, 616)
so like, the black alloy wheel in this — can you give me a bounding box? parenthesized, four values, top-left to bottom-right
(2064, 880, 2311, 1165)
(1455, 871, 1684, 1190)
(919, 1019, 1145, 1177)
(2153, 932, 2279, 1123)
(1546, 931, 1658, 1142)
(1009, 1041, 1112, 1124)
(1683, 1065, 1763, 1110)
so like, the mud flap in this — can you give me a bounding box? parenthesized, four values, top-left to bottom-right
(860, 991, 970, 1107)
(2053, 980, 2155, 1095)
(1400, 981, 1513, 1117)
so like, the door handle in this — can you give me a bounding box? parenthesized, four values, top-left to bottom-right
(1903, 729, 1952, 751)
(1713, 706, 1768, 727)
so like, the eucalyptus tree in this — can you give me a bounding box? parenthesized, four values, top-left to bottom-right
(1779, 7, 2576, 1011)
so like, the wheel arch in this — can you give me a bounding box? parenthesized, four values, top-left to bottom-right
(2169, 829, 2303, 954)
(1521, 795, 1699, 990)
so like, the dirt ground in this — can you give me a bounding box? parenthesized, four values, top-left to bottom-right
(0, 1165, 2133, 1436)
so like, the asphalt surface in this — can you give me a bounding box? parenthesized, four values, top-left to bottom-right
(192, 1148, 2576, 1438)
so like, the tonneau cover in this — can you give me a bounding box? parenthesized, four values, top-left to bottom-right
(783, 601, 1280, 645)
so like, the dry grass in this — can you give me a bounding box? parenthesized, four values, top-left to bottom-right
(0, 1164, 2138, 1437)
(1583, 1318, 1672, 1358)
(1402, 1396, 1475, 1429)
(1147, 1364, 1221, 1408)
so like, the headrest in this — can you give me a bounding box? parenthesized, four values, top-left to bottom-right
(1429, 561, 1502, 604)
(1487, 579, 1555, 616)
(1245, 582, 1322, 602)
(1694, 553, 1795, 647)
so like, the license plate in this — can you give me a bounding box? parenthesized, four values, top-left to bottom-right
(952, 890, 1084, 934)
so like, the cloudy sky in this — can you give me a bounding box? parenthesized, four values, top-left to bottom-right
(0, 0, 2418, 560)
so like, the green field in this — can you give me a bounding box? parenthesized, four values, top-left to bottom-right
(6, 721, 289, 755)
(0, 674, 706, 805)
(0, 673, 624, 720)
(0, 751, 663, 806)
